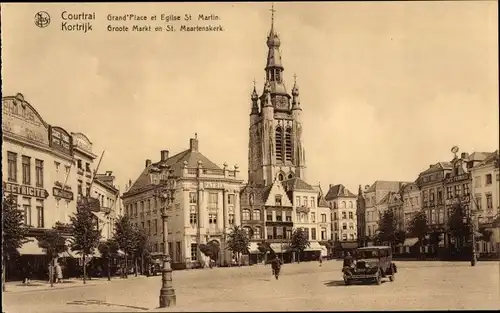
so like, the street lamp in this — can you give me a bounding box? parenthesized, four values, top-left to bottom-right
(155, 179, 177, 308)
(463, 205, 476, 267)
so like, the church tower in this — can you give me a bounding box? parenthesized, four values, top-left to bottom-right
(248, 5, 306, 187)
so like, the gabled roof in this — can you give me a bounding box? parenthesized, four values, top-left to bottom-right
(281, 177, 314, 191)
(312, 185, 330, 208)
(419, 162, 453, 176)
(365, 180, 413, 193)
(475, 150, 499, 167)
(468, 152, 492, 162)
(240, 184, 273, 207)
(325, 184, 356, 200)
(126, 147, 222, 195)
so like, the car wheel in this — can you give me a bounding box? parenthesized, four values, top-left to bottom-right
(375, 270, 382, 285)
(389, 274, 395, 282)
(344, 279, 351, 285)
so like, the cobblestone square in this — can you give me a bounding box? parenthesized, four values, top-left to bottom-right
(3, 261, 499, 312)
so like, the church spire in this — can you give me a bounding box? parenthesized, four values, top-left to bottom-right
(292, 73, 301, 110)
(265, 3, 284, 73)
(251, 78, 259, 115)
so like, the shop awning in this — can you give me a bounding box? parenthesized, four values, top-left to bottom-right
(248, 242, 260, 254)
(304, 241, 323, 251)
(340, 242, 358, 250)
(270, 243, 288, 253)
(403, 237, 419, 247)
(17, 237, 45, 255)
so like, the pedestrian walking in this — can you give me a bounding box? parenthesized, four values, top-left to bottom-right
(55, 262, 63, 283)
(319, 255, 323, 267)
(24, 262, 33, 284)
(270, 256, 282, 280)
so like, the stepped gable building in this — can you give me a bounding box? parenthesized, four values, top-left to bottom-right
(240, 6, 328, 263)
(122, 135, 243, 268)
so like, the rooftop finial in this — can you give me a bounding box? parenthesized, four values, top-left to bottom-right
(270, 3, 276, 31)
(253, 78, 256, 88)
(293, 73, 297, 84)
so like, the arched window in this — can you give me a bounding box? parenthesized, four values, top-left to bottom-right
(252, 209, 260, 221)
(287, 173, 294, 179)
(285, 127, 292, 162)
(242, 209, 250, 221)
(349, 201, 353, 209)
(275, 127, 283, 162)
(244, 226, 253, 238)
(278, 173, 284, 181)
(341, 201, 346, 209)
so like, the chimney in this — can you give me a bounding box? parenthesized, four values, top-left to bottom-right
(145, 159, 152, 168)
(161, 150, 169, 161)
(461, 152, 469, 159)
(190, 133, 199, 152)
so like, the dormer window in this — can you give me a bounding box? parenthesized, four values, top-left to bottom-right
(275, 195, 282, 206)
(278, 173, 284, 181)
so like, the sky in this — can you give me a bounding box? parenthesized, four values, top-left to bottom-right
(1, 1, 498, 194)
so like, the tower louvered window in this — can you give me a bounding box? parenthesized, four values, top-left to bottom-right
(285, 127, 292, 162)
(275, 127, 283, 162)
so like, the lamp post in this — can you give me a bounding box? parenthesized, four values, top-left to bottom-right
(156, 180, 177, 308)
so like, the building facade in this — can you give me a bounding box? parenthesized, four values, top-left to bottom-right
(356, 185, 369, 247)
(91, 171, 120, 241)
(470, 150, 499, 254)
(122, 136, 243, 268)
(364, 181, 408, 242)
(400, 182, 422, 232)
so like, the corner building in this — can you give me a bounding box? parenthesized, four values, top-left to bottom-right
(241, 9, 329, 263)
(122, 136, 243, 269)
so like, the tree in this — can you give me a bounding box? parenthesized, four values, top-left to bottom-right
(408, 211, 429, 254)
(447, 203, 471, 248)
(376, 210, 398, 247)
(257, 241, 272, 264)
(132, 228, 150, 276)
(69, 203, 101, 284)
(479, 228, 493, 243)
(37, 229, 67, 287)
(114, 215, 138, 278)
(290, 228, 310, 263)
(2, 194, 30, 291)
(226, 226, 250, 266)
(199, 241, 220, 267)
(98, 239, 119, 281)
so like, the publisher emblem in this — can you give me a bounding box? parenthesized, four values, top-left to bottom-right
(34, 11, 50, 28)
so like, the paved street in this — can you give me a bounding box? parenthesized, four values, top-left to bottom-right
(3, 260, 499, 312)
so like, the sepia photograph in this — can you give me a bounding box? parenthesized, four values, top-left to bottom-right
(1, 1, 499, 312)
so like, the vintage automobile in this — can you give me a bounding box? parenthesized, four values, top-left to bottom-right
(342, 246, 397, 285)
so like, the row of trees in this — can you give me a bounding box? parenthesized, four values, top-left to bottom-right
(372, 203, 493, 253)
(1, 194, 152, 291)
(199, 225, 313, 266)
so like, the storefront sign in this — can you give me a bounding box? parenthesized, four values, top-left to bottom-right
(444, 173, 470, 184)
(72, 133, 93, 154)
(203, 182, 224, 189)
(445, 195, 470, 206)
(3, 182, 49, 199)
(53, 187, 74, 200)
(50, 126, 72, 155)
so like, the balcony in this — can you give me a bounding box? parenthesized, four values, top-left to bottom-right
(182, 166, 239, 180)
(77, 168, 84, 176)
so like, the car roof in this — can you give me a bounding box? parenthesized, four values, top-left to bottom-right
(357, 246, 391, 250)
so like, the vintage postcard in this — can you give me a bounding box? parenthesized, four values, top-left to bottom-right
(1, 1, 499, 312)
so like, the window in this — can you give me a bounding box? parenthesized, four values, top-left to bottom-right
(36, 200, 44, 228)
(254, 226, 261, 239)
(275, 195, 282, 206)
(486, 174, 493, 185)
(134, 203, 138, 215)
(229, 213, 235, 225)
(437, 188, 443, 202)
(321, 228, 327, 240)
(190, 206, 197, 226)
(311, 228, 317, 240)
(341, 211, 346, 219)
(208, 192, 218, 207)
(276, 211, 282, 222)
(285, 127, 292, 162)
(303, 197, 307, 207)
(154, 219, 158, 234)
(321, 214, 327, 223)
(341, 201, 346, 209)
(77, 159, 83, 169)
(147, 220, 151, 235)
(349, 223, 354, 230)
(23, 198, 31, 226)
(446, 186, 453, 199)
(486, 194, 493, 210)
(350, 234, 355, 241)
(454, 185, 461, 197)
(160, 243, 165, 254)
(168, 242, 173, 256)
(252, 209, 260, 221)
(342, 234, 348, 241)
(333, 212, 337, 220)
(208, 213, 217, 225)
(304, 228, 310, 240)
(267, 227, 273, 239)
(244, 227, 252, 238)
(349, 202, 353, 209)
(335, 233, 339, 241)
(22, 156, 31, 185)
(266, 211, 273, 221)
(242, 209, 250, 221)
(147, 199, 151, 213)
(285, 211, 292, 222)
(86, 183, 91, 196)
(7, 152, 17, 182)
(310, 198, 315, 208)
(342, 223, 347, 230)
(474, 176, 481, 188)
(311, 213, 316, 223)
(191, 243, 198, 261)
(189, 192, 197, 204)
(275, 127, 283, 162)
(176, 242, 181, 263)
(228, 194, 235, 205)
(334, 223, 338, 231)
(296, 196, 300, 206)
(141, 221, 145, 229)
(348, 212, 354, 219)
(463, 184, 470, 195)
(85, 162, 91, 172)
